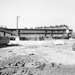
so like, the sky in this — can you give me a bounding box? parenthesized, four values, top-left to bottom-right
(0, 0, 75, 31)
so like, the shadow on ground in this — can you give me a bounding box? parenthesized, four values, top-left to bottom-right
(0, 44, 21, 48)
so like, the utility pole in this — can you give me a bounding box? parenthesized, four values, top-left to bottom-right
(16, 16, 20, 36)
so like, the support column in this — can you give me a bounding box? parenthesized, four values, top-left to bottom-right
(51, 30, 53, 38)
(18, 29, 20, 37)
(45, 30, 47, 36)
(4, 32, 6, 36)
(11, 30, 13, 36)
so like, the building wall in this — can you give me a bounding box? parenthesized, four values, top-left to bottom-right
(0, 28, 73, 39)
(0, 32, 4, 36)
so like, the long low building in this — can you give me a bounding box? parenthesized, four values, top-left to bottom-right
(0, 25, 73, 40)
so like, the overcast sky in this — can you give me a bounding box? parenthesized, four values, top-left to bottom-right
(0, 0, 75, 31)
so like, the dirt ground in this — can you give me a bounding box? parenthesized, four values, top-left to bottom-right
(0, 40, 75, 75)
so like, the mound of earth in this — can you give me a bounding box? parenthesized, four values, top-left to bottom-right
(0, 54, 75, 75)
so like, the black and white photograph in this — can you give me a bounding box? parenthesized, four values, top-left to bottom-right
(0, 0, 75, 75)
